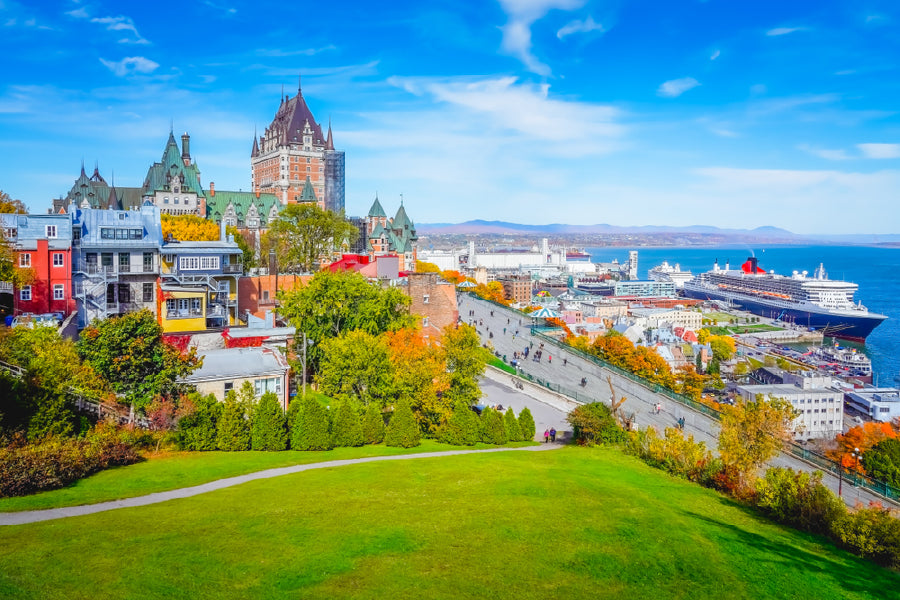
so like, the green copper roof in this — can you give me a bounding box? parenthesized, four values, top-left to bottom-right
(206, 190, 281, 226)
(142, 134, 205, 198)
(367, 196, 386, 218)
(299, 177, 318, 203)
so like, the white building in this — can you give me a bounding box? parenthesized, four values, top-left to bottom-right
(844, 388, 900, 423)
(630, 307, 702, 331)
(737, 372, 844, 440)
(183, 346, 291, 410)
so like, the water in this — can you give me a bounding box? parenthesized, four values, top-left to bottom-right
(586, 245, 900, 386)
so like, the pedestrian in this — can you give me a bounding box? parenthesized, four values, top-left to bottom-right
(548, 355, 552, 364)
(503, 327, 506, 334)
(543, 429, 550, 443)
(550, 427, 557, 442)
(563, 358, 567, 366)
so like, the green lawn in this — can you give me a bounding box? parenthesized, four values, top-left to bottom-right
(0, 446, 896, 599)
(0, 440, 532, 513)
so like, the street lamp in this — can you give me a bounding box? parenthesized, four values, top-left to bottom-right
(838, 446, 861, 497)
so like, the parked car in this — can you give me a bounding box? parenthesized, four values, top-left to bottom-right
(11, 313, 60, 329)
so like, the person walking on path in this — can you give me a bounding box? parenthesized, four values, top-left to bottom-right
(548, 355, 552, 364)
(550, 428, 557, 442)
(543, 429, 550, 443)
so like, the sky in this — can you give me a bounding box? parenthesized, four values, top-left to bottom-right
(0, 0, 898, 234)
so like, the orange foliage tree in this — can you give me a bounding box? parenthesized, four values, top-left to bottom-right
(474, 281, 509, 305)
(161, 214, 220, 241)
(829, 421, 900, 473)
(440, 270, 465, 284)
(383, 328, 450, 434)
(545, 316, 573, 340)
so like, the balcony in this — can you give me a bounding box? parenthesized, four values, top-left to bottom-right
(79, 263, 116, 275)
(168, 308, 204, 319)
(222, 264, 242, 274)
(118, 264, 131, 273)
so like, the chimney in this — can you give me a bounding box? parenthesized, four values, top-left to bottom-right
(210, 182, 215, 197)
(181, 132, 191, 165)
(220, 217, 226, 242)
(255, 185, 260, 199)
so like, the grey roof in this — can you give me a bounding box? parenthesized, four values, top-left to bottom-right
(184, 347, 289, 382)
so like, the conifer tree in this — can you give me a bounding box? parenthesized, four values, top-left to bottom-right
(251, 392, 288, 451)
(480, 407, 508, 445)
(292, 395, 333, 451)
(518, 406, 536, 442)
(362, 402, 385, 445)
(217, 390, 251, 451)
(177, 393, 221, 451)
(504, 407, 522, 442)
(332, 400, 364, 447)
(384, 399, 421, 448)
(439, 404, 480, 446)
(286, 397, 303, 436)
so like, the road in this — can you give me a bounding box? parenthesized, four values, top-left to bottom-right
(460, 293, 894, 507)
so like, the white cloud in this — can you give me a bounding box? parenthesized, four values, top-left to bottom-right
(256, 46, 336, 58)
(65, 7, 88, 18)
(90, 15, 148, 44)
(99, 56, 160, 77)
(657, 77, 700, 98)
(798, 144, 850, 161)
(202, 1, 237, 15)
(750, 83, 767, 95)
(710, 49, 720, 61)
(766, 27, 803, 36)
(857, 143, 900, 159)
(497, 0, 584, 75)
(556, 15, 603, 39)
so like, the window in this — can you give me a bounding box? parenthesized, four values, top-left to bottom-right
(423, 294, 430, 304)
(143, 252, 154, 272)
(72, 228, 81, 242)
(423, 317, 429, 327)
(119, 253, 130, 271)
(224, 382, 234, 393)
(175, 198, 180, 204)
(262, 290, 270, 301)
(53, 284, 64, 300)
(45, 225, 57, 238)
(101, 228, 115, 239)
(254, 377, 282, 397)
(200, 256, 220, 270)
(164, 197, 169, 204)
(20, 286, 31, 301)
(179, 256, 200, 270)
(142, 283, 154, 303)
(118, 284, 131, 304)
(19, 254, 30, 268)
(52, 252, 64, 267)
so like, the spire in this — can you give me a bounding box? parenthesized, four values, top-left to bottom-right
(299, 176, 318, 203)
(107, 172, 120, 210)
(251, 127, 259, 157)
(367, 194, 386, 218)
(80, 159, 86, 177)
(298, 73, 302, 94)
(281, 84, 284, 104)
(326, 117, 334, 150)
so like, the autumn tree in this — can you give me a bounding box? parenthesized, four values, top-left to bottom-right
(251, 392, 288, 451)
(0, 190, 27, 214)
(440, 270, 465, 284)
(676, 365, 705, 401)
(228, 225, 255, 269)
(718, 395, 797, 490)
(266, 203, 357, 273)
(316, 330, 393, 407)
(161, 214, 220, 241)
(474, 281, 508, 305)
(279, 270, 414, 373)
(709, 335, 737, 361)
(829, 421, 898, 473)
(384, 328, 449, 434)
(384, 399, 421, 448)
(77, 310, 200, 411)
(441, 324, 485, 407)
(415, 260, 441, 273)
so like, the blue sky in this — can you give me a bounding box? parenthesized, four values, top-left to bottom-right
(1, 0, 898, 234)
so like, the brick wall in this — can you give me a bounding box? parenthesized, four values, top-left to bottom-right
(406, 272, 458, 340)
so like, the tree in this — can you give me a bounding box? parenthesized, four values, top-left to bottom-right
(862, 438, 900, 487)
(718, 395, 797, 490)
(291, 395, 333, 451)
(279, 270, 414, 373)
(829, 421, 898, 473)
(0, 190, 27, 214)
(331, 400, 364, 448)
(362, 402, 385, 445)
(251, 392, 288, 451)
(480, 407, 508, 445)
(77, 310, 200, 411)
(518, 407, 536, 441)
(415, 261, 441, 273)
(317, 330, 393, 407)
(441, 324, 485, 406)
(697, 328, 710, 344)
(440, 270, 465, 284)
(676, 365, 705, 401)
(226, 225, 255, 270)
(709, 336, 737, 361)
(177, 393, 222, 451)
(473, 281, 508, 305)
(567, 402, 623, 445)
(266, 203, 357, 273)
(384, 328, 449, 434)
(217, 390, 251, 451)
(384, 400, 421, 448)
(439, 404, 480, 446)
(161, 214, 220, 241)
(503, 408, 522, 442)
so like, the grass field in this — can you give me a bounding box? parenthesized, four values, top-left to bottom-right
(1, 446, 896, 599)
(705, 324, 782, 336)
(0, 441, 532, 513)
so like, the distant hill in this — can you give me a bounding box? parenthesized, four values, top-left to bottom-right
(416, 220, 800, 238)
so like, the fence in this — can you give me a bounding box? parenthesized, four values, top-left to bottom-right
(463, 292, 900, 502)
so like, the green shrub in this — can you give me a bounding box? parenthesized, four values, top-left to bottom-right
(626, 427, 722, 486)
(362, 402, 385, 445)
(754, 467, 847, 536)
(251, 392, 288, 451)
(332, 401, 364, 448)
(503, 408, 522, 442)
(862, 438, 900, 488)
(291, 395, 333, 451)
(176, 393, 221, 451)
(0, 422, 143, 497)
(480, 408, 508, 446)
(518, 407, 536, 441)
(567, 402, 624, 446)
(832, 506, 900, 570)
(439, 405, 480, 446)
(384, 400, 421, 448)
(216, 391, 251, 451)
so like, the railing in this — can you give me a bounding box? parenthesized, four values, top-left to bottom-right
(78, 262, 116, 275)
(0, 281, 13, 293)
(222, 264, 242, 274)
(466, 292, 900, 502)
(118, 264, 131, 273)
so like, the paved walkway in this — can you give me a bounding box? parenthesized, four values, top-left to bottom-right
(0, 445, 561, 526)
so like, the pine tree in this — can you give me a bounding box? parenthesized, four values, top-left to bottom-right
(292, 395, 333, 451)
(251, 392, 288, 451)
(217, 390, 251, 451)
(480, 407, 508, 445)
(286, 397, 303, 435)
(332, 400, 364, 447)
(504, 407, 522, 442)
(518, 406, 536, 442)
(439, 404, 480, 446)
(384, 399, 421, 448)
(362, 402, 386, 445)
(177, 393, 221, 451)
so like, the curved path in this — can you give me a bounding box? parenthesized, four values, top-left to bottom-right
(0, 444, 561, 526)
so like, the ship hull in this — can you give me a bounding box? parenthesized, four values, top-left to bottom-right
(683, 286, 887, 342)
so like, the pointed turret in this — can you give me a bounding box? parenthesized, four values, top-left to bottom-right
(367, 195, 386, 219)
(107, 183, 120, 211)
(326, 118, 334, 150)
(251, 128, 259, 157)
(299, 176, 318, 203)
(392, 202, 411, 231)
(80, 160, 86, 178)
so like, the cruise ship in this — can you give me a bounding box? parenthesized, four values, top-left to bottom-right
(682, 257, 887, 342)
(648, 261, 693, 289)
